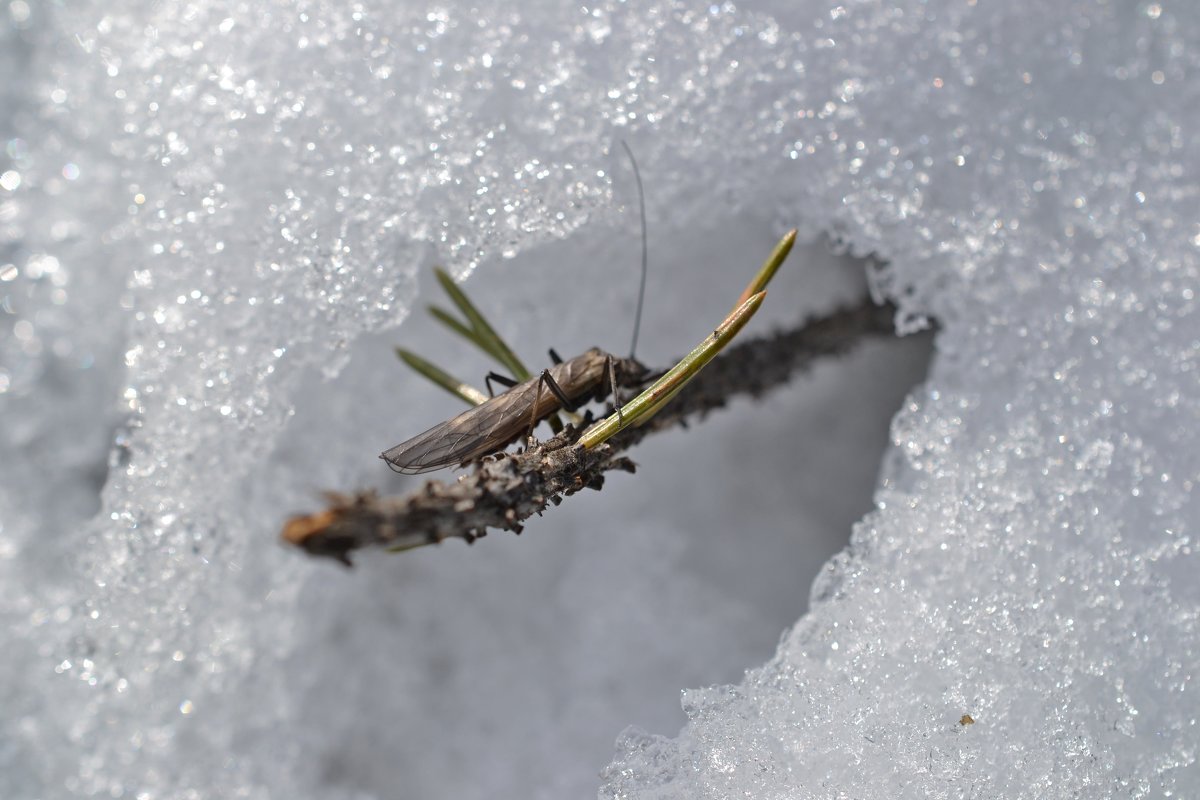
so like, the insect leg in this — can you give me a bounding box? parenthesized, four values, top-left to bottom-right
(545, 352, 587, 429)
(523, 369, 581, 443)
(605, 354, 625, 429)
(539, 369, 579, 411)
(527, 377, 547, 442)
(486, 371, 519, 398)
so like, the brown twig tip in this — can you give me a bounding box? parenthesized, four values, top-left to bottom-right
(282, 297, 903, 565)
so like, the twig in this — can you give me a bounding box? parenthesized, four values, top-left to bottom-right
(282, 297, 902, 565)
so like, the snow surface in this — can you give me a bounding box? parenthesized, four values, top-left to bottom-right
(1, 0, 1196, 798)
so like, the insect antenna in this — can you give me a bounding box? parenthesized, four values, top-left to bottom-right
(621, 139, 649, 361)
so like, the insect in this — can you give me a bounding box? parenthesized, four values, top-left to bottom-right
(381, 346, 648, 474)
(380, 145, 794, 475)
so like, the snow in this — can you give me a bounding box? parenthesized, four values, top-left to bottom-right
(1, 0, 1196, 798)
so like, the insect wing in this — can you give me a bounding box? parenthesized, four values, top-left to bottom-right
(380, 385, 536, 474)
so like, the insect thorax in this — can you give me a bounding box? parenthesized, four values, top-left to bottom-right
(612, 355, 649, 387)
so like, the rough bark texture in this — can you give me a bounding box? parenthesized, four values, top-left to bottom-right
(282, 297, 906, 565)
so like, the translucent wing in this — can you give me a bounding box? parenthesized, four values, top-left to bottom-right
(380, 382, 539, 474)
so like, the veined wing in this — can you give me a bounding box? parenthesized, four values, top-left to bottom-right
(380, 380, 543, 474)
